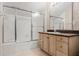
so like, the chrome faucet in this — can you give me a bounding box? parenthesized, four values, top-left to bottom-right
(54, 28, 56, 32)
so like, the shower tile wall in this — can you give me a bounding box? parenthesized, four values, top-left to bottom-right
(4, 14, 15, 43)
(16, 16, 31, 42)
(32, 15, 44, 40)
(0, 5, 44, 55)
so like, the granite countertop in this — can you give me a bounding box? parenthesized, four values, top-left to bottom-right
(39, 32, 79, 37)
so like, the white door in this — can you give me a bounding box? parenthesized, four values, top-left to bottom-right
(4, 14, 15, 43)
(16, 16, 31, 42)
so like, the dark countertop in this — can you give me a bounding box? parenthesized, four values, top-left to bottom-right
(47, 29, 79, 34)
(39, 32, 79, 37)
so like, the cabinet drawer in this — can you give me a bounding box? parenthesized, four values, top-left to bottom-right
(41, 34, 48, 39)
(49, 35, 56, 56)
(62, 37, 68, 43)
(56, 51, 68, 56)
(39, 33, 43, 49)
(56, 36, 68, 43)
(42, 34, 49, 53)
(40, 34, 44, 39)
(56, 41, 68, 54)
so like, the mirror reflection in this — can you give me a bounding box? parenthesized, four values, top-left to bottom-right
(49, 2, 72, 30)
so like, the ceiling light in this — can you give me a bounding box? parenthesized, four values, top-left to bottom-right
(32, 12, 40, 17)
(50, 2, 57, 6)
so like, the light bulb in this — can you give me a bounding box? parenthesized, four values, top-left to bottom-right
(32, 12, 40, 17)
(50, 2, 57, 6)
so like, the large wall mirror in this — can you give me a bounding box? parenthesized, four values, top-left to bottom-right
(50, 16, 64, 30)
(49, 2, 73, 30)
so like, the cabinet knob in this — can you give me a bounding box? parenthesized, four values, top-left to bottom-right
(60, 38, 62, 40)
(60, 45, 63, 48)
(40, 40, 42, 41)
(47, 37, 49, 39)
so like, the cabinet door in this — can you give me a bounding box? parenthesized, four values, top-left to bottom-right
(39, 33, 44, 49)
(4, 14, 15, 43)
(56, 36, 68, 56)
(16, 16, 31, 42)
(49, 35, 56, 55)
(43, 34, 49, 53)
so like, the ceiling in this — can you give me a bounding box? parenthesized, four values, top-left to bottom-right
(3, 2, 48, 12)
(3, 2, 72, 16)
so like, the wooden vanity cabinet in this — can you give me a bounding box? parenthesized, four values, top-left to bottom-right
(43, 34, 49, 53)
(39, 33, 44, 49)
(68, 36, 79, 56)
(39, 33, 56, 55)
(56, 36, 79, 56)
(39, 32, 79, 56)
(39, 33, 49, 53)
(56, 36, 68, 56)
(49, 35, 56, 55)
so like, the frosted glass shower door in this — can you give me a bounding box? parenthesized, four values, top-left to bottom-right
(32, 27, 43, 40)
(32, 15, 44, 40)
(32, 15, 44, 27)
(4, 14, 15, 43)
(16, 16, 31, 42)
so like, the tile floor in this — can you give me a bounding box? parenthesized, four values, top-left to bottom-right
(16, 48, 49, 56)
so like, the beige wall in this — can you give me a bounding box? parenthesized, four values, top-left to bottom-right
(0, 2, 3, 44)
(73, 2, 79, 30)
(64, 3, 72, 30)
(44, 3, 50, 32)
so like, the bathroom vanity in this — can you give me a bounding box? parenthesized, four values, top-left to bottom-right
(39, 32, 79, 56)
